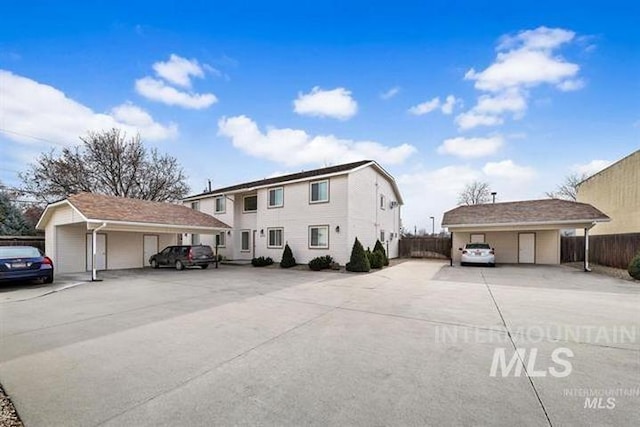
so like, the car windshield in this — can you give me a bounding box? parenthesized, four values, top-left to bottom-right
(466, 243, 490, 249)
(0, 246, 42, 258)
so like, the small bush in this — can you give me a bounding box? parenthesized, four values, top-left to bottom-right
(629, 252, 640, 280)
(370, 250, 385, 269)
(251, 256, 274, 267)
(309, 255, 333, 271)
(346, 238, 370, 272)
(373, 239, 389, 266)
(280, 243, 297, 268)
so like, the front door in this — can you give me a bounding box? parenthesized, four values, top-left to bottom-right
(518, 233, 535, 264)
(143, 235, 158, 267)
(86, 233, 107, 271)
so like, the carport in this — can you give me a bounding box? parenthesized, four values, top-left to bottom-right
(36, 192, 230, 277)
(442, 199, 609, 269)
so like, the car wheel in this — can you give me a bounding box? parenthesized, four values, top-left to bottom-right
(44, 274, 54, 284)
(151, 259, 159, 269)
(201, 264, 209, 269)
(175, 260, 185, 271)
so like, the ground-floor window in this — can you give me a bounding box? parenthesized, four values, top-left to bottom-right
(216, 232, 226, 247)
(380, 230, 385, 242)
(241, 230, 250, 251)
(309, 225, 329, 249)
(267, 228, 284, 248)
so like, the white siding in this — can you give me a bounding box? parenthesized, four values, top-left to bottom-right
(55, 223, 87, 273)
(347, 167, 401, 259)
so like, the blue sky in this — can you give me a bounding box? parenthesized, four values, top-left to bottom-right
(1, 0, 638, 231)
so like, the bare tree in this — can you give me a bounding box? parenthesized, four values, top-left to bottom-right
(546, 173, 587, 201)
(20, 129, 190, 203)
(458, 181, 491, 205)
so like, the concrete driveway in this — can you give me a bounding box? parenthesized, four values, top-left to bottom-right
(0, 262, 638, 426)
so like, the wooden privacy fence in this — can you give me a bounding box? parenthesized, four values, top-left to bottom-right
(561, 233, 640, 269)
(0, 236, 46, 253)
(399, 237, 452, 259)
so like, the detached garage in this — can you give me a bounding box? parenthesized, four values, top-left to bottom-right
(36, 193, 230, 275)
(442, 199, 609, 267)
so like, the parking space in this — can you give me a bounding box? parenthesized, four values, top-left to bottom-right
(0, 261, 638, 426)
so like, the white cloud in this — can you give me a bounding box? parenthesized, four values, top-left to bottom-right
(380, 86, 401, 100)
(409, 95, 458, 116)
(437, 136, 504, 158)
(408, 97, 440, 115)
(135, 77, 217, 109)
(459, 26, 583, 131)
(483, 159, 536, 181)
(572, 159, 612, 176)
(293, 87, 358, 120)
(455, 111, 504, 130)
(152, 54, 205, 88)
(0, 69, 177, 147)
(440, 95, 458, 115)
(217, 115, 415, 166)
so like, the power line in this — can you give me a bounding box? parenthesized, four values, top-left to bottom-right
(0, 127, 71, 147)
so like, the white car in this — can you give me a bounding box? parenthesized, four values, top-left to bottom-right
(460, 243, 495, 267)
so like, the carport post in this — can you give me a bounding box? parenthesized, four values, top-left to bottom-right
(584, 226, 591, 272)
(450, 232, 454, 267)
(91, 222, 107, 281)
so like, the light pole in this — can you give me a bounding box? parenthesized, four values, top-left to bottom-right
(429, 216, 435, 236)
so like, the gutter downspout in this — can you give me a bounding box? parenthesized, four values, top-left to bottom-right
(584, 223, 595, 272)
(92, 222, 107, 281)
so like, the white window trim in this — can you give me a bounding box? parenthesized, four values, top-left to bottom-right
(267, 187, 284, 208)
(309, 180, 329, 204)
(308, 225, 330, 249)
(240, 230, 251, 252)
(267, 227, 284, 248)
(243, 195, 258, 213)
(214, 196, 226, 214)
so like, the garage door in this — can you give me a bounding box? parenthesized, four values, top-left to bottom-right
(518, 233, 535, 264)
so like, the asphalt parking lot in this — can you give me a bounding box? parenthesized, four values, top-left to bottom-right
(0, 262, 638, 426)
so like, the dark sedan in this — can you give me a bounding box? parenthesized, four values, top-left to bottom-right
(0, 246, 54, 284)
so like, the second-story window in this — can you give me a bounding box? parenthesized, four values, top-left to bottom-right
(268, 187, 284, 208)
(191, 201, 200, 211)
(380, 195, 386, 210)
(310, 180, 329, 203)
(215, 197, 225, 213)
(243, 195, 257, 212)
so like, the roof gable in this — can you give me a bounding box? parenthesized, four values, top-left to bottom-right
(442, 199, 609, 227)
(38, 193, 230, 229)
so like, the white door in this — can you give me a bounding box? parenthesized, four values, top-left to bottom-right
(518, 233, 535, 264)
(86, 233, 107, 271)
(143, 235, 158, 267)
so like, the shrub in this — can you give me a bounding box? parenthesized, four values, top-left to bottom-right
(251, 256, 274, 267)
(280, 243, 297, 268)
(629, 252, 640, 280)
(373, 239, 389, 266)
(365, 248, 373, 266)
(370, 250, 385, 269)
(309, 255, 333, 271)
(346, 238, 370, 272)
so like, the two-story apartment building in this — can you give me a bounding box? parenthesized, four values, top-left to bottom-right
(182, 160, 403, 265)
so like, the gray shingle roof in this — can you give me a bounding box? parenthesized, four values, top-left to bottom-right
(442, 199, 609, 227)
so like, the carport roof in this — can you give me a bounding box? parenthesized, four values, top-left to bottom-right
(442, 199, 609, 227)
(37, 192, 231, 230)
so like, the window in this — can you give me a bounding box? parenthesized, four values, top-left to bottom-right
(380, 230, 385, 242)
(215, 232, 226, 247)
(310, 180, 329, 203)
(268, 187, 284, 208)
(380, 195, 386, 210)
(215, 197, 226, 213)
(243, 195, 257, 212)
(309, 225, 329, 249)
(192, 234, 200, 245)
(191, 201, 200, 211)
(268, 228, 283, 248)
(241, 230, 250, 251)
